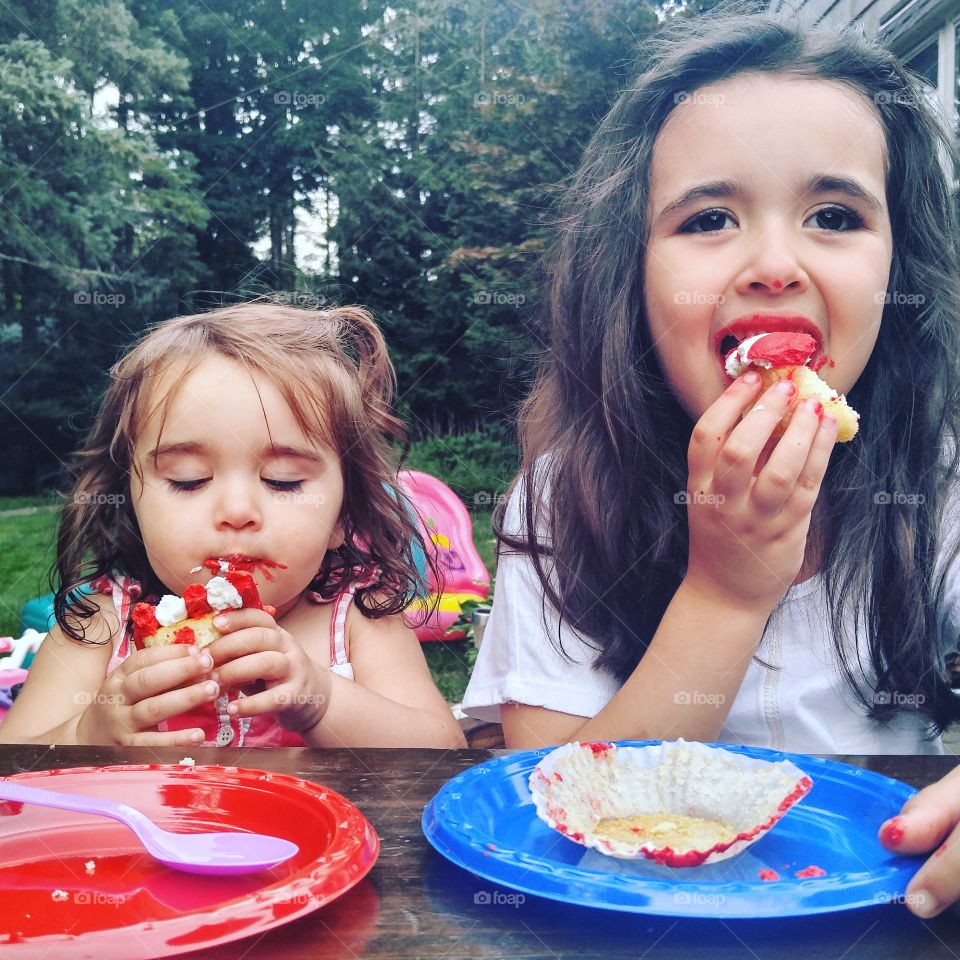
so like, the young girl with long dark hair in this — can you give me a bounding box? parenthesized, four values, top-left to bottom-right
(464, 4, 960, 916)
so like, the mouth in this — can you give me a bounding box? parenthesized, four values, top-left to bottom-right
(196, 556, 287, 580)
(715, 316, 823, 370)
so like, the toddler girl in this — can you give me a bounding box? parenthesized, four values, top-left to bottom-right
(1, 302, 465, 749)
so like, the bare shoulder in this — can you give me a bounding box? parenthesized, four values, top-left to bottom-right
(346, 593, 420, 651)
(0, 590, 118, 742)
(46, 588, 121, 649)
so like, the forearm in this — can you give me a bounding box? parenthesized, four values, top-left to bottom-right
(0, 712, 82, 746)
(301, 674, 466, 748)
(564, 577, 771, 743)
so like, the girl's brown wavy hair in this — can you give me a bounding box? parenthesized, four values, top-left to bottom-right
(54, 301, 432, 642)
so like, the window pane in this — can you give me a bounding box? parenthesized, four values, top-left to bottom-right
(906, 38, 939, 89)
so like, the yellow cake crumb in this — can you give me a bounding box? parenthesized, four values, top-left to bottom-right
(595, 812, 735, 852)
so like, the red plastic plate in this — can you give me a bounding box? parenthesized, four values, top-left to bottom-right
(0, 764, 379, 959)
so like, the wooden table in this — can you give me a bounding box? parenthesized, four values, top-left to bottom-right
(2, 745, 960, 959)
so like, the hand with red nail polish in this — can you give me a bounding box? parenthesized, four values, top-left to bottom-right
(681, 371, 840, 614)
(879, 766, 960, 918)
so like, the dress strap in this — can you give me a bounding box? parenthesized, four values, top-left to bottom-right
(104, 576, 140, 674)
(328, 585, 355, 669)
(327, 568, 381, 669)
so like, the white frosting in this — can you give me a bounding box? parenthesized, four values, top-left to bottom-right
(205, 575, 243, 612)
(155, 594, 188, 626)
(724, 333, 774, 378)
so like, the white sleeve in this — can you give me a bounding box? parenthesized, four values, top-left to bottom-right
(461, 481, 619, 723)
(937, 486, 960, 657)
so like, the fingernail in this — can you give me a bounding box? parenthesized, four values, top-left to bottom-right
(776, 380, 797, 397)
(204, 681, 219, 697)
(880, 816, 905, 846)
(213, 616, 228, 629)
(198, 653, 213, 670)
(192, 730, 204, 743)
(909, 887, 941, 919)
(227, 703, 238, 716)
(803, 399, 823, 417)
(742, 370, 761, 385)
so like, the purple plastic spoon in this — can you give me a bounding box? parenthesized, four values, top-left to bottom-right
(0, 778, 299, 875)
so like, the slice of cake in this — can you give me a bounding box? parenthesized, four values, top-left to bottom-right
(724, 332, 859, 441)
(131, 568, 276, 649)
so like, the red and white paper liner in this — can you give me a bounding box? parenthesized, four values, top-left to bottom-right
(529, 739, 812, 867)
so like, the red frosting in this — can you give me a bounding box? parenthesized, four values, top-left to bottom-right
(732, 332, 817, 369)
(130, 567, 270, 648)
(131, 603, 160, 643)
(795, 865, 827, 878)
(182, 583, 212, 619)
(758, 868, 780, 882)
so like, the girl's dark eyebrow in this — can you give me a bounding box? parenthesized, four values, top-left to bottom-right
(654, 174, 884, 225)
(150, 440, 324, 463)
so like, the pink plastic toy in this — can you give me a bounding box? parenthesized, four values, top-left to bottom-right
(398, 470, 491, 641)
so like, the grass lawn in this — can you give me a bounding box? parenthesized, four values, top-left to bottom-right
(0, 498, 60, 637)
(0, 496, 497, 704)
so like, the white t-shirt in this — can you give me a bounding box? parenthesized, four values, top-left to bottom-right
(463, 479, 960, 755)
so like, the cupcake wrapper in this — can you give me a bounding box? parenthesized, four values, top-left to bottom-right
(530, 739, 812, 867)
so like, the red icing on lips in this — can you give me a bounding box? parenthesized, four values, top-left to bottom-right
(202, 556, 287, 580)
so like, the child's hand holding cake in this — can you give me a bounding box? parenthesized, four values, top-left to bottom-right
(202, 604, 334, 735)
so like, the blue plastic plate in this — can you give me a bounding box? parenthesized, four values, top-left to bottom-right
(422, 741, 924, 918)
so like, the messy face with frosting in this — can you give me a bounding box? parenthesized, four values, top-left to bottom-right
(643, 72, 893, 421)
(129, 352, 345, 620)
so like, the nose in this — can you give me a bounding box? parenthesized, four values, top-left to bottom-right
(735, 223, 809, 295)
(213, 478, 262, 531)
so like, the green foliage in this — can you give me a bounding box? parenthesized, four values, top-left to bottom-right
(406, 428, 519, 508)
(0, 0, 677, 491)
